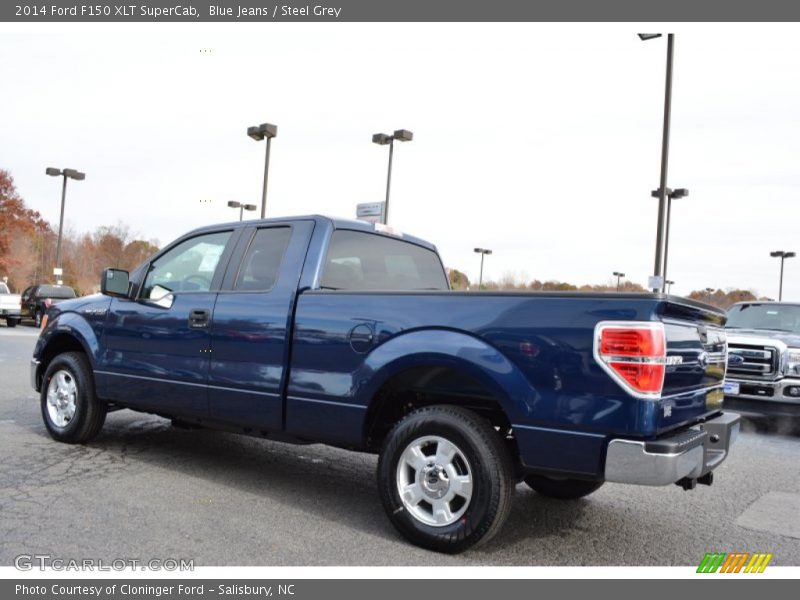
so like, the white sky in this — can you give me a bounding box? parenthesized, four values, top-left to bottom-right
(1, 23, 799, 298)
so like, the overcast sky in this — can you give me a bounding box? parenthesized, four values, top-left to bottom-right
(1, 23, 799, 298)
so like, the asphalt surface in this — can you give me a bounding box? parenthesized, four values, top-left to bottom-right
(1, 323, 799, 566)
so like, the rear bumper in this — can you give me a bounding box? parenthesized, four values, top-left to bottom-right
(0, 307, 21, 319)
(604, 412, 740, 486)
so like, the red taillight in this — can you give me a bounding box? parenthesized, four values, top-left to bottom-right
(595, 322, 667, 398)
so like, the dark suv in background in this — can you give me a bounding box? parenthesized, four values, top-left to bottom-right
(21, 284, 77, 327)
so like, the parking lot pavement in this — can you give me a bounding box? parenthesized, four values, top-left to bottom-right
(1, 324, 799, 566)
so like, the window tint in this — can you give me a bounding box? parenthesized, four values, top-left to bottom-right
(321, 230, 447, 291)
(234, 227, 292, 291)
(142, 231, 231, 298)
(37, 285, 76, 299)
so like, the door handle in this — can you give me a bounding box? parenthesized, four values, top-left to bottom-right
(188, 309, 210, 329)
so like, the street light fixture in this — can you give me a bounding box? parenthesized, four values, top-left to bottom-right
(474, 247, 492, 289)
(651, 187, 688, 292)
(372, 128, 413, 224)
(705, 287, 714, 302)
(227, 201, 257, 221)
(770, 250, 795, 301)
(247, 122, 278, 219)
(46, 167, 85, 278)
(613, 271, 625, 292)
(639, 32, 676, 293)
(665, 279, 675, 294)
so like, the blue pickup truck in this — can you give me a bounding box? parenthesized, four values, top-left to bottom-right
(31, 215, 740, 553)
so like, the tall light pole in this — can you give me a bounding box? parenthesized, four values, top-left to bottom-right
(705, 287, 714, 302)
(372, 129, 413, 224)
(651, 187, 688, 291)
(639, 33, 675, 293)
(227, 201, 257, 221)
(770, 250, 795, 301)
(46, 167, 85, 278)
(613, 271, 625, 292)
(474, 247, 492, 289)
(665, 279, 674, 294)
(247, 122, 278, 218)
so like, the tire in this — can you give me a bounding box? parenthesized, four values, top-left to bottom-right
(377, 405, 514, 553)
(6, 319, 17, 328)
(41, 352, 107, 444)
(34, 309, 43, 328)
(523, 474, 604, 499)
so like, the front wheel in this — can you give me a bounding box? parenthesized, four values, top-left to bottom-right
(377, 405, 514, 553)
(41, 352, 107, 443)
(524, 474, 604, 499)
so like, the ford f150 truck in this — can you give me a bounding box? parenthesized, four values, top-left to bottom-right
(724, 301, 800, 419)
(31, 216, 740, 553)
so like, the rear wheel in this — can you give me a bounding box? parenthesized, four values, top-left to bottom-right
(377, 405, 514, 553)
(41, 352, 106, 443)
(524, 474, 604, 499)
(34, 309, 43, 328)
(6, 319, 17, 328)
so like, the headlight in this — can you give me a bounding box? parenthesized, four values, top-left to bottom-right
(786, 348, 800, 376)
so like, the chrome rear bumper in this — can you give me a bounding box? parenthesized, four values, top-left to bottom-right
(604, 412, 740, 486)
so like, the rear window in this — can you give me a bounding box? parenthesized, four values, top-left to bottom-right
(320, 230, 448, 291)
(37, 285, 76, 299)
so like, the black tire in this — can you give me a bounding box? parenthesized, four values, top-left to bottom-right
(40, 352, 107, 443)
(524, 474, 604, 499)
(377, 405, 515, 553)
(34, 309, 43, 328)
(6, 319, 17, 328)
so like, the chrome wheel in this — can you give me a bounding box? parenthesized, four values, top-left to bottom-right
(46, 369, 77, 428)
(396, 435, 473, 527)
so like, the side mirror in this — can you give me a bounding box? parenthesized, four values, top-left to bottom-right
(101, 268, 130, 298)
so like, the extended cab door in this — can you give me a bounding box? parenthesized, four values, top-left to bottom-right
(207, 220, 314, 431)
(98, 229, 237, 417)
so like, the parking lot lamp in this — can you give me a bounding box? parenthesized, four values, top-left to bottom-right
(665, 279, 675, 294)
(247, 123, 278, 218)
(613, 271, 625, 292)
(227, 201, 257, 221)
(372, 129, 413, 224)
(46, 167, 85, 277)
(705, 287, 714, 302)
(639, 33, 675, 292)
(474, 248, 492, 289)
(653, 187, 688, 292)
(770, 250, 796, 301)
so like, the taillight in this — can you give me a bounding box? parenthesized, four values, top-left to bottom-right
(594, 322, 667, 399)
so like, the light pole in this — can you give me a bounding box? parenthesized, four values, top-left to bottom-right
(613, 271, 625, 292)
(45, 167, 85, 278)
(372, 129, 413, 224)
(639, 33, 675, 293)
(665, 279, 674, 294)
(705, 287, 714, 302)
(770, 250, 795, 301)
(651, 187, 688, 291)
(247, 122, 278, 218)
(227, 201, 257, 221)
(474, 248, 492, 289)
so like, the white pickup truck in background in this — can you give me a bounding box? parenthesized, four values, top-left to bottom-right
(0, 282, 22, 328)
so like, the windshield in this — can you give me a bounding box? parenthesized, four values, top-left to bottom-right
(38, 285, 76, 299)
(726, 304, 800, 333)
(0, 283, 9, 294)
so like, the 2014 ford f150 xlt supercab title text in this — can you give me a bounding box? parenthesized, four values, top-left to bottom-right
(30, 216, 740, 553)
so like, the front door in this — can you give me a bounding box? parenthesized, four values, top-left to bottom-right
(98, 230, 235, 417)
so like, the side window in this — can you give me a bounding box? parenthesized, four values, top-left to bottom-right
(234, 227, 292, 291)
(320, 230, 449, 291)
(142, 231, 231, 299)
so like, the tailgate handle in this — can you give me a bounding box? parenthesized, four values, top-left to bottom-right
(188, 309, 210, 328)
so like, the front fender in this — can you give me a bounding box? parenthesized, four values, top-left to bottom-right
(34, 310, 102, 368)
(354, 328, 540, 424)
